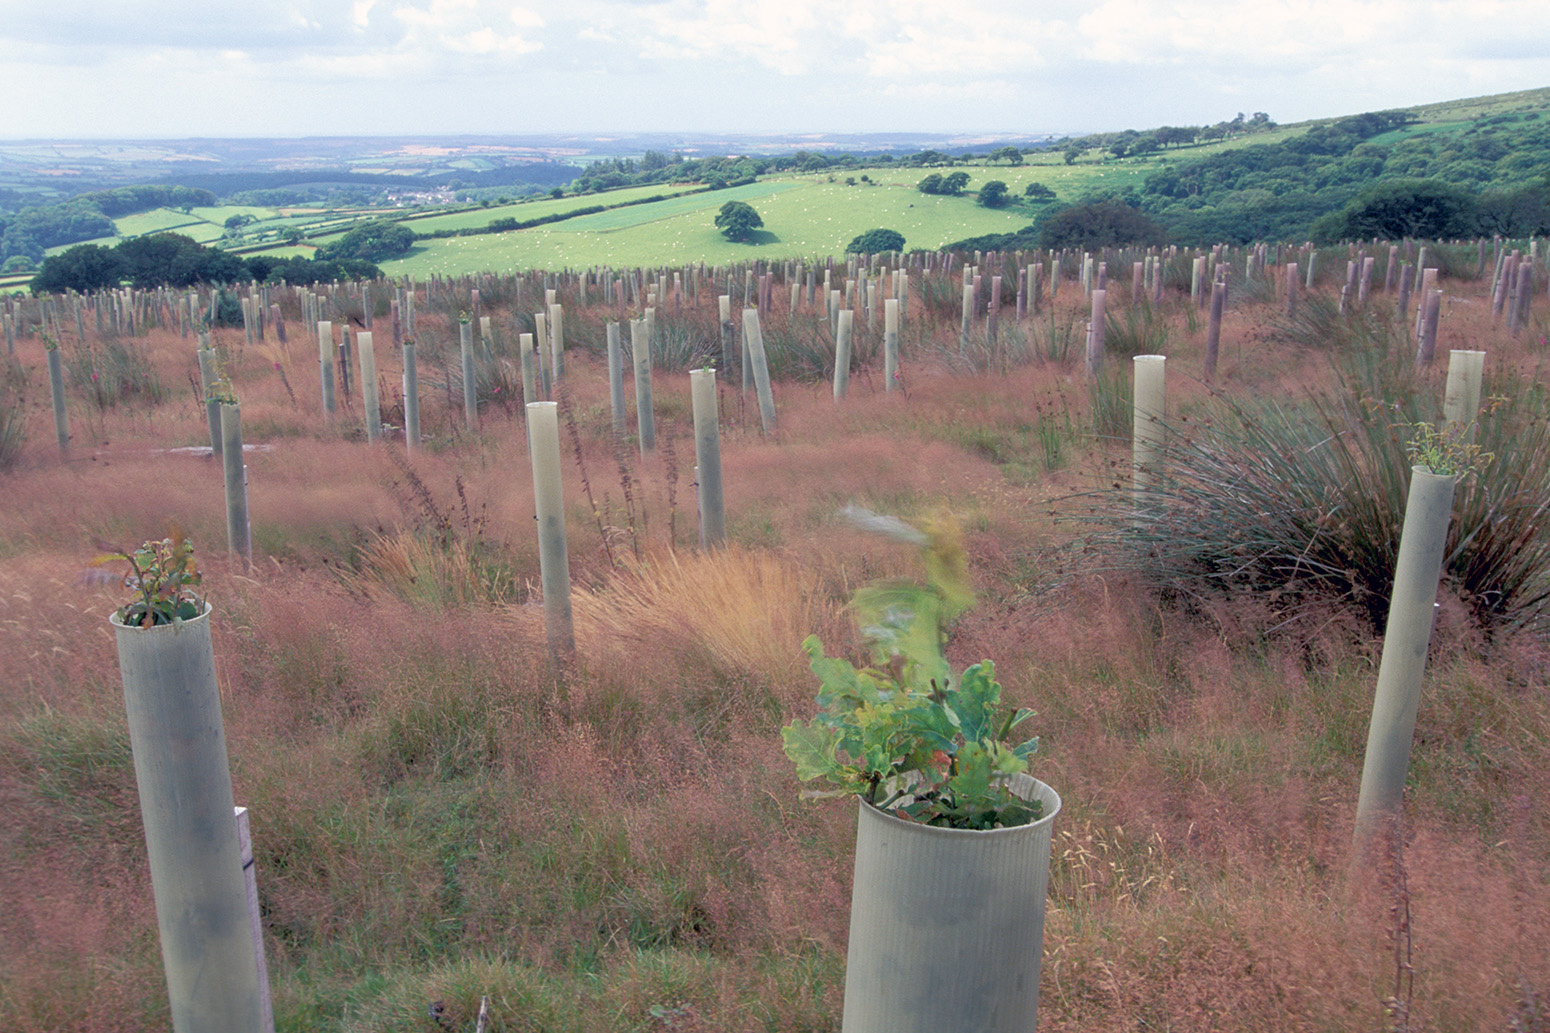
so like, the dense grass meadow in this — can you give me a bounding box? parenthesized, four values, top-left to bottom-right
(2, 245, 1549, 1032)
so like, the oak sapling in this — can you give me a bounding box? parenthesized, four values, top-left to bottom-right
(92, 532, 204, 628)
(782, 509, 1041, 830)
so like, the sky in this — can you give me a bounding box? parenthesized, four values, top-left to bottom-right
(3, 0, 1549, 141)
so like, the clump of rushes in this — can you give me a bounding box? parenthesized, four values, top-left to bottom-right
(1084, 371, 1550, 636)
(1269, 293, 1398, 352)
(91, 531, 204, 627)
(783, 508, 1042, 830)
(1103, 301, 1171, 358)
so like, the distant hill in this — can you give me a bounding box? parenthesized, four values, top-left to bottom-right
(8, 87, 1550, 275)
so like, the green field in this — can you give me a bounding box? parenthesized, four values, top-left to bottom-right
(373, 165, 1160, 275)
(396, 183, 704, 234)
(44, 236, 117, 256)
(113, 208, 207, 236)
(1404, 85, 1550, 123)
(190, 205, 277, 222)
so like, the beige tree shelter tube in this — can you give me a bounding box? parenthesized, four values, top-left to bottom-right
(842, 774, 1061, 1033)
(114, 606, 265, 1033)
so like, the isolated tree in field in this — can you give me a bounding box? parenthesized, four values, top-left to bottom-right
(989, 146, 1024, 165)
(714, 201, 763, 242)
(848, 228, 905, 254)
(917, 173, 945, 195)
(978, 181, 1010, 208)
(1024, 182, 1057, 202)
(942, 171, 971, 195)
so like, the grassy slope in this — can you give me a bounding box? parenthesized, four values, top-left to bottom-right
(392, 183, 704, 234)
(376, 163, 1165, 275)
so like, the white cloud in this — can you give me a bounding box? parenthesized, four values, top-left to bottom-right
(1074, 0, 1409, 65)
(0, 0, 1547, 136)
(632, 0, 822, 73)
(866, 21, 1054, 78)
(390, 0, 545, 59)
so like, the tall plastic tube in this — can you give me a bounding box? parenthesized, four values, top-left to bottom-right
(114, 607, 264, 1033)
(1353, 467, 1458, 848)
(690, 368, 725, 549)
(1132, 355, 1166, 498)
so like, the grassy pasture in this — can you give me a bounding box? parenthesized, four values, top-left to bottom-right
(1369, 120, 1475, 146)
(1404, 86, 1550, 123)
(2, 248, 1549, 1032)
(190, 205, 278, 223)
(378, 173, 1078, 276)
(397, 184, 706, 234)
(112, 207, 210, 237)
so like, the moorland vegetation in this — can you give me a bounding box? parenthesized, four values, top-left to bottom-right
(2, 233, 1549, 1031)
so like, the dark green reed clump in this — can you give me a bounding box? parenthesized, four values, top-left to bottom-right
(1269, 292, 1400, 352)
(1082, 354, 1550, 637)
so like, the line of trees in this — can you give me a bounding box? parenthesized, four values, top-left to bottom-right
(1058, 112, 1281, 164)
(30, 233, 380, 293)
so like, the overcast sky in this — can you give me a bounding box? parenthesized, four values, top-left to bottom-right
(4, 0, 1548, 141)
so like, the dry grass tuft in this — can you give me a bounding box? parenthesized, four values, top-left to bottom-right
(349, 528, 516, 607)
(573, 546, 845, 706)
